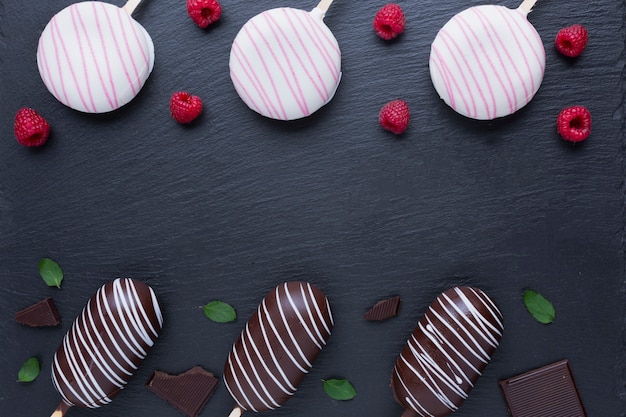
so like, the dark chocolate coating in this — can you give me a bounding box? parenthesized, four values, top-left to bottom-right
(223, 281, 334, 413)
(51, 278, 163, 409)
(391, 286, 503, 417)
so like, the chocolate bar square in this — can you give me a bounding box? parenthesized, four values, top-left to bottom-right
(499, 359, 586, 417)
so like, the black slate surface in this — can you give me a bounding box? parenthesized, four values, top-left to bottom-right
(1, 0, 625, 416)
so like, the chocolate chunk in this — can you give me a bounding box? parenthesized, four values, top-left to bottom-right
(15, 297, 61, 326)
(364, 296, 401, 321)
(499, 359, 586, 417)
(147, 366, 219, 417)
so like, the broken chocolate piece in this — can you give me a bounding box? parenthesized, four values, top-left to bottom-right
(364, 295, 401, 321)
(15, 297, 61, 326)
(499, 359, 586, 417)
(147, 366, 219, 417)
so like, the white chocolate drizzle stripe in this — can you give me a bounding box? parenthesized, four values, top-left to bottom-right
(262, 297, 308, 373)
(395, 288, 503, 416)
(244, 322, 294, 397)
(285, 283, 322, 350)
(77, 306, 126, 387)
(52, 278, 161, 408)
(232, 343, 275, 410)
(300, 283, 326, 346)
(258, 304, 298, 391)
(275, 285, 313, 369)
(226, 282, 333, 411)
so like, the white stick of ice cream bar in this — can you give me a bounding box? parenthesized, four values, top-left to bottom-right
(37, 0, 154, 113)
(429, 0, 545, 120)
(229, 0, 341, 121)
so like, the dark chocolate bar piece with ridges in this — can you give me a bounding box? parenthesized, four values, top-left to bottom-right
(499, 359, 587, 417)
(15, 297, 61, 326)
(364, 296, 401, 321)
(147, 366, 219, 417)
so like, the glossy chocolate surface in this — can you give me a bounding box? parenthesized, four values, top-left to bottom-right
(51, 278, 163, 409)
(391, 286, 503, 417)
(223, 281, 333, 413)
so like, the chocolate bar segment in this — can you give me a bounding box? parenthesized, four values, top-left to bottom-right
(364, 296, 401, 321)
(499, 359, 586, 417)
(147, 366, 219, 417)
(15, 297, 61, 326)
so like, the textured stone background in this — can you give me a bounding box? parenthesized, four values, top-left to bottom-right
(0, 0, 624, 416)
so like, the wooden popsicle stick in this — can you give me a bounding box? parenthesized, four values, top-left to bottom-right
(123, 0, 142, 15)
(50, 402, 71, 417)
(228, 406, 244, 417)
(316, 0, 334, 14)
(519, 0, 538, 13)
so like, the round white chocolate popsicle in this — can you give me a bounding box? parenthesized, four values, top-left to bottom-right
(229, 0, 342, 121)
(429, 0, 545, 120)
(37, 0, 154, 113)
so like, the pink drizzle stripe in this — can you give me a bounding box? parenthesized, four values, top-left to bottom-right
(506, 8, 545, 88)
(430, 48, 458, 112)
(232, 40, 281, 119)
(124, 7, 151, 71)
(105, 9, 143, 96)
(470, 8, 518, 111)
(49, 23, 72, 108)
(432, 36, 477, 117)
(280, 10, 329, 102)
(92, 3, 119, 109)
(455, 13, 514, 116)
(261, 12, 309, 115)
(440, 25, 495, 119)
(246, 20, 289, 119)
(115, 6, 143, 95)
(68, 5, 95, 112)
(292, 9, 339, 86)
(37, 37, 61, 102)
(52, 15, 92, 112)
(496, 7, 535, 97)
(475, 6, 530, 100)
(230, 43, 269, 117)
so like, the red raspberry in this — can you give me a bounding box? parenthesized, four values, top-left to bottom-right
(187, 0, 222, 28)
(379, 99, 410, 135)
(14, 107, 51, 147)
(555, 24, 588, 57)
(373, 4, 406, 40)
(557, 105, 591, 142)
(170, 92, 203, 124)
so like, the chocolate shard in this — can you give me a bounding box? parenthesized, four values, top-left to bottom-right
(391, 286, 504, 417)
(499, 359, 587, 417)
(15, 297, 61, 326)
(147, 366, 219, 417)
(364, 296, 401, 321)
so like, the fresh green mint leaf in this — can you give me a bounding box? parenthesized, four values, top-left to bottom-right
(523, 289, 555, 324)
(322, 378, 356, 401)
(203, 301, 236, 323)
(38, 258, 63, 288)
(17, 357, 40, 382)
